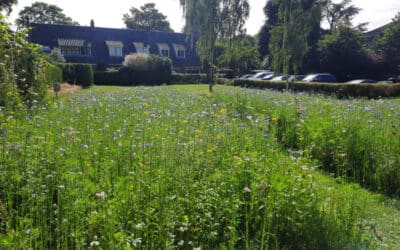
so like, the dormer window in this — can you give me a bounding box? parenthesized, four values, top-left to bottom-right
(173, 44, 186, 59)
(157, 43, 170, 57)
(105, 41, 124, 57)
(58, 39, 91, 55)
(133, 42, 150, 54)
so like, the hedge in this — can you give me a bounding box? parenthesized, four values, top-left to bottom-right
(95, 69, 171, 86)
(170, 73, 207, 84)
(58, 63, 94, 87)
(229, 79, 400, 98)
(43, 64, 62, 85)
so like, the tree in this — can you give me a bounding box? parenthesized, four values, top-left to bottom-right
(215, 35, 260, 74)
(180, 0, 250, 92)
(269, 0, 322, 78)
(16, 2, 79, 29)
(376, 13, 400, 74)
(49, 47, 65, 63)
(318, 26, 371, 81)
(323, 0, 360, 31)
(258, 1, 279, 60)
(0, 0, 17, 15)
(123, 3, 173, 32)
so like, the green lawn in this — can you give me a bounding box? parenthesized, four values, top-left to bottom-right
(0, 84, 399, 249)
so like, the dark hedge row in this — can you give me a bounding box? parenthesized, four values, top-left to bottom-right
(57, 63, 94, 87)
(43, 64, 63, 85)
(94, 68, 172, 86)
(230, 79, 400, 98)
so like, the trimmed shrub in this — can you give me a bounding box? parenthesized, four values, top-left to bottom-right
(43, 64, 62, 85)
(58, 63, 94, 87)
(230, 79, 400, 98)
(94, 54, 172, 85)
(171, 73, 207, 84)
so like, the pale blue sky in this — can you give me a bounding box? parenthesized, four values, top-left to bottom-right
(6, 0, 400, 34)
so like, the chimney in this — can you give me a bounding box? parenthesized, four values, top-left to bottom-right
(90, 19, 95, 29)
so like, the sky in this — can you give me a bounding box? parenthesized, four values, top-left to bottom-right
(5, 0, 400, 35)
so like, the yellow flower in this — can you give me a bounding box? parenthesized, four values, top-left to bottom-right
(271, 117, 278, 122)
(262, 109, 267, 113)
(142, 102, 149, 108)
(220, 108, 228, 115)
(6, 91, 13, 97)
(17, 103, 23, 108)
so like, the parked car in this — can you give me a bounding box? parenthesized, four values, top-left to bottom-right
(261, 73, 275, 80)
(288, 75, 306, 81)
(270, 75, 287, 81)
(250, 71, 274, 79)
(240, 74, 253, 79)
(302, 73, 337, 83)
(388, 76, 400, 83)
(346, 79, 376, 84)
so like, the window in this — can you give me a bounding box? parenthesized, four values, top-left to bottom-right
(58, 39, 91, 55)
(105, 41, 124, 57)
(157, 43, 170, 57)
(173, 44, 186, 58)
(133, 42, 150, 54)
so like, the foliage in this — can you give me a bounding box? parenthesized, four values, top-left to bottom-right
(49, 48, 65, 63)
(2, 85, 395, 248)
(269, 0, 322, 76)
(16, 1, 79, 29)
(375, 13, 400, 74)
(122, 53, 172, 72)
(0, 14, 51, 109)
(215, 35, 260, 74)
(58, 63, 93, 87)
(0, 0, 17, 14)
(180, 0, 250, 90)
(42, 63, 62, 85)
(171, 73, 207, 84)
(122, 3, 173, 32)
(258, 1, 279, 60)
(318, 26, 371, 81)
(322, 0, 361, 31)
(95, 54, 172, 85)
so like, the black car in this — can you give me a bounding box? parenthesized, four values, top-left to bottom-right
(388, 76, 400, 83)
(302, 73, 337, 83)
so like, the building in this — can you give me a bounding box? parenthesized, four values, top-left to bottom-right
(29, 23, 200, 72)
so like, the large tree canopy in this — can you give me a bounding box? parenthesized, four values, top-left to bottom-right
(16, 1, 78, 29)
(269, 0, 323, 76)
(323, 0, 360, 31)
(0, 0, 17, 14)
(180, 0, 250, 91)
(376, 13, 400, 74)
(123, 3, 173, 32)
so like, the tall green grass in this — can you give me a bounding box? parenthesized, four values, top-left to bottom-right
(1, 85, 399, 248)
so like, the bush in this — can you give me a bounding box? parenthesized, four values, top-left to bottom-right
(42, 64, 63, 85)
(230, 79, 400, 98)
(95, 54, 172, 85)
(171, 73, 207, 84)
(0, 15, 50, 109)
(58, 63, 94, 87)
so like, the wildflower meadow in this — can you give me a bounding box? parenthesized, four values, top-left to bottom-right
(0, 85, 399, 249)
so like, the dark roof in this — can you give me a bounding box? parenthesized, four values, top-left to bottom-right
(29, 23, 200, 67)
(364, 24, 390, 45)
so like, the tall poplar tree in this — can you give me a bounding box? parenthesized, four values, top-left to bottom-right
(180, 0, 250, 92)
